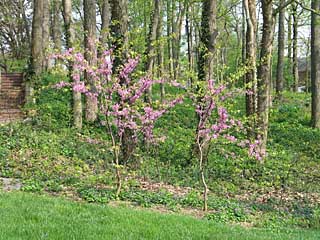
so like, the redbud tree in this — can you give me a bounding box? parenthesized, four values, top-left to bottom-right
(192, 80, 263, 211)
(54, 49, 182, 197)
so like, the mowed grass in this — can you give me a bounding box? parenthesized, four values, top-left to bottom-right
(0, 192, 319, 240)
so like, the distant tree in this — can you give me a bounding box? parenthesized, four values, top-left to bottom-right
(145, 0, 161, 103)
(276, 0, 285, 99)
(62, 0, 83, 129)
(311, 0, 320, 128)
(52, 0, 62, 54)
(243, 0, 257, 117)
(84, 0, 98, 122)
(257, 0, 275, 154)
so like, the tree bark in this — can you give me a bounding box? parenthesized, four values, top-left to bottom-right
(145, 0, 161, 103)
(287, 12, 292, 89)
(186, 2, 194, 87)
(63, 0, 83, 129)
(84, 0, 98, 122)
(257, 0, 275, 154)
(110, 0, 128, 74)
(292, 3, 299, 92)
(52, 0, 62, 53)
(98, 0, 110, 55)
(276, 0, 285, 98)
(244, 0, 257, 116)
(166, 0, 174, 78)
(28, 0, 43, 103)
(198, 0, 217, 82)
(42, 0, 50, 70)
(311, 0, 320, 128)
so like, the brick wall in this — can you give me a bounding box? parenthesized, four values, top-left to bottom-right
(0, 73, 25, 123)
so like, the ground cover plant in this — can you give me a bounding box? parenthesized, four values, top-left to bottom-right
(1, 0, 320, 238)
(0, 74, 319, 230)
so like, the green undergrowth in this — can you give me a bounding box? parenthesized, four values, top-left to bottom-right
(0, 73, 319, 230)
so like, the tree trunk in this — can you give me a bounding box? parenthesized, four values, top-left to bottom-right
(98, 0, 110, 55)
(63, 0, 83, 129)
(52, 0, 62, 53)
(186, 2, 194, 87)
(198, 0, 217, 82)
(84, 0, 98, 122)
(172, 0, 186, 80)
(196, 0, 217, 212)
(311, 0, 320, 128)
(244, 0, 257, 116)
(145, 0, 161, 103)
(292, 4, 299, 92)
(156, 4, 165, 102)
(42, 0, 50, 70)
(166, 0, 174, 78)
(257, 0, 275, 154)
(28, 0, 43, 103)
(110, 0, 128, 73)
(276, 0, 285, 99)
(287, 13, 292, 89)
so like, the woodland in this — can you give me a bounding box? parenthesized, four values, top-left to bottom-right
(0, 0, 320, 238)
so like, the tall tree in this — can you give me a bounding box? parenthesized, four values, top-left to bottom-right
(98, 0, 110, 54)
(84, 0, 98, 122)
(28, 0, 43, 102)
(276, 0, 285, 99)
(62, 0, 82, 129)
(243, 0, 257, 116)
(257, 0, 275, 154)
(110, 0, 128, 73)
(311, 0, 320, 128)
(197, 0, 217, 212)
(198, 0, 217, 82)
(166, 0, 174, 78)
(42, 0, 50, 70)
(52, 0, 62, 53)
(145, 0, 161, 102)
(287, 12, 292, 89)
(292, 3, 299, 92)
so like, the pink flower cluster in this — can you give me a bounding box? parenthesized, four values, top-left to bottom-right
(52, 48, 182, 144)
(195, 80, 263, 160)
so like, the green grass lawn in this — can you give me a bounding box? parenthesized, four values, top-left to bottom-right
(0, 191, 319, 240)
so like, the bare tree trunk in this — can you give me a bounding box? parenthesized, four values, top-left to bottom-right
(186, 2, 193, 87)
(242, 0, 246, 83)
(198, 0, 217, 82)
(28, 0, 43, 103)
(276, 0, 285, 99)
(172, 0, 186, 80)
(52, 0, 62, 53)
(110, 0, 128, 73)
(98, 0, 110, 55)
(42, 0, 50, 70)
(244, 0, 257, 116)
(156, 5, 165, 102)
(286, 13, 292, 90)
(84, 0, 98, 122)
(257, 0, 275, 154)
(63, 0, 83, 129)
(311, 0, 320, 128)
(145, 0, 161, 103)
(166, 0, 174, 78)
(292, 4, 299, 92)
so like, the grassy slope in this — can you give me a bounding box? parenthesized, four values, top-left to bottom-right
(0, 191, 319, 240)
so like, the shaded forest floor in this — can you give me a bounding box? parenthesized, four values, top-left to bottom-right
(0, 74, 319, 230)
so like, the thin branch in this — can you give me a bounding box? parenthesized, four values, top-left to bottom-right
(295, 0, 320, 16)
